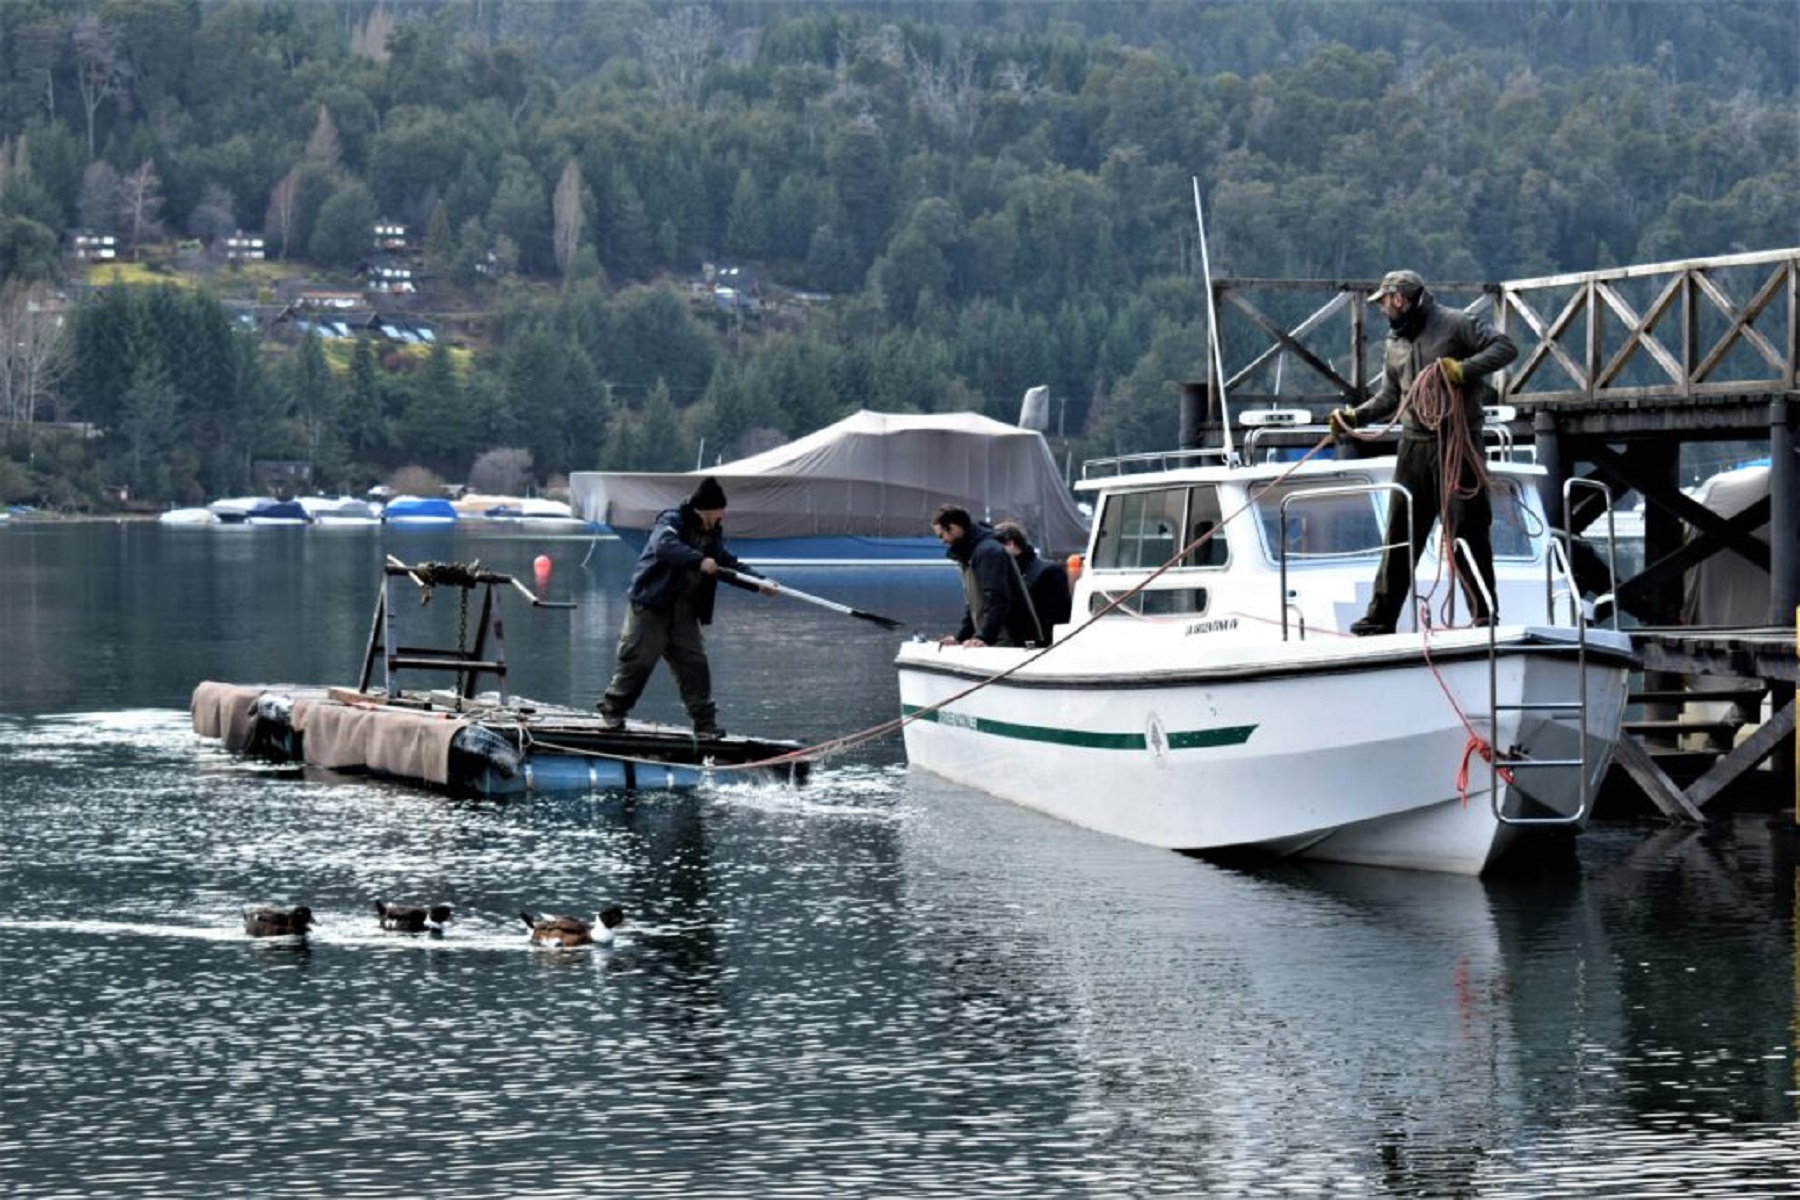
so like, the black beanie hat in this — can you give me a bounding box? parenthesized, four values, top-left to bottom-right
(690, 476, 727, 509)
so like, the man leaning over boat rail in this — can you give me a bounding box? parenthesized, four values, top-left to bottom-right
(932, 504, 1043, 648)
(995, 519, 1073, 634)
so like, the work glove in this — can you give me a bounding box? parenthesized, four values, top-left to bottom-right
(1438, 357, 1463, 386)
(1326, 406, 1358, 439)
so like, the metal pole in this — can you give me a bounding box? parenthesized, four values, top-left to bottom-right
(1192, 177, 1235, 464)
(1770, 395, 1797, 621)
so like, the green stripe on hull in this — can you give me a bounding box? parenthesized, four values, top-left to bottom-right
(902, 705, 1256, 751)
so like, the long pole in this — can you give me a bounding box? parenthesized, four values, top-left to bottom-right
(1192, 176, 1235, 464)
(719, 567, 905, 631)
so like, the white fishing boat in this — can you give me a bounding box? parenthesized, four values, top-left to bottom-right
(895, 445, 1636, 876)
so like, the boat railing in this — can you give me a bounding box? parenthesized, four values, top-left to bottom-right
(1275, 482, 1413, 642)
(1463, 537, 1594, 828)
(1556, 478, 1619, 630)
(1081, 447, 1231, 480)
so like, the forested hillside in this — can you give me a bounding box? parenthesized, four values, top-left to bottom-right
(1, 0, 1795, 508)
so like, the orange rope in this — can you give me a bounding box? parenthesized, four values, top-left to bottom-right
(1415, 602, 1514, 806)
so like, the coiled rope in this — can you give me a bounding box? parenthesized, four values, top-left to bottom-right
(1344, 358, 1493, 629)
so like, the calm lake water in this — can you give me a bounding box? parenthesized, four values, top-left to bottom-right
(2, 520, 1798, 1198)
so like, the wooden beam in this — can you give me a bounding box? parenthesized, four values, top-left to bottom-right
(1610, 734, 1706, 822)
(1683, 698, 1797, 810)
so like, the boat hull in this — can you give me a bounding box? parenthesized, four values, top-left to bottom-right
(896, 629, 1631, 875)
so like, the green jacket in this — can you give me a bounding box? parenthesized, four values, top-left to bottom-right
(1352, 290, 1517, 442)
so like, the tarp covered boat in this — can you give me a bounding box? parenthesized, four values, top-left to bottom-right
(569, 410, 1089, 564)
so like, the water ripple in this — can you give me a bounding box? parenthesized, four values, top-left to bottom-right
(2, 711, 1798, 1197)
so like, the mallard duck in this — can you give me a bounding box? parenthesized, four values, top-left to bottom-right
(519, 905, 625, 947)
(374, 900, 453, 933)
(243, 905, 315, 937)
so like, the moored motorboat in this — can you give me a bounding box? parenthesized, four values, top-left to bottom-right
(158, 506, 220, 526)
(458, 495, 594, 533)
(895, 450, 1634, 876)
(207, 495, 277, 524)
(382, 495, 458, 526)
(299, 495, 380, 526)
(243, 498, 312, 526)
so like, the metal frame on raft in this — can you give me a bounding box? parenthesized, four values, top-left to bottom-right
(358, 555, 574, 705)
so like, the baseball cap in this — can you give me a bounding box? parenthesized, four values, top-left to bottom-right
(1367, 269, 1425, 303)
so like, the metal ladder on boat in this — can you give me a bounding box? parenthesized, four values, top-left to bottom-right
(1475, 478, 1617, 827)
(357, 556, 573, 706)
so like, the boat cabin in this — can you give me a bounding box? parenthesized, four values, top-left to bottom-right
(1068, 454, 1584, 642)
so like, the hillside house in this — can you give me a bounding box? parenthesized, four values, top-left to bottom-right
(222, 232, 265, 261)
(70, 231, 117, 261)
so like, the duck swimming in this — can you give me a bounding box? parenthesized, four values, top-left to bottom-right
(243, 905, 315, 937)
(374, 901, 453, 933)
(519, 905, 625, 947)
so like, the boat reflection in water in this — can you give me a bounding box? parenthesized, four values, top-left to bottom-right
(898, 770, 1628, 1195)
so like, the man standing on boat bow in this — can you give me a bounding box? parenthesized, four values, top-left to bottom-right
(1328, 269, 1517, 636)
(597, 476, 775, 738)
(932, 505, 1043, 648)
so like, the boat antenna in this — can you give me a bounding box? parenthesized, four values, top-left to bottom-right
(1192, 175, 1236, 465)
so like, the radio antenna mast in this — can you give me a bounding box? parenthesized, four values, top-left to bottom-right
(1192, 176, 1236, 465)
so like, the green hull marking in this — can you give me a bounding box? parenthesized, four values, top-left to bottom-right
(903, 705, 1255, 750)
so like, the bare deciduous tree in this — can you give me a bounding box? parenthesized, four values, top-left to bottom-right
(469, 448, 534, 495)
(552, 160, 585, 277)
(304, 104, 341, 165)
(265, 167, 301, 260)
(0, 282, 70, 434)
(72, 16, 130, 160)
(118, 159, 166, 259)
(910, 46, 980, 147)
(638, 6, 721, 110)
(351, 4, 395, 62)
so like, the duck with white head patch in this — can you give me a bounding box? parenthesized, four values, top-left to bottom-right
(519, 905, 625, 948)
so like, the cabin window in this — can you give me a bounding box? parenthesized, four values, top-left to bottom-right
(1091, 487, 1227, 571)
(1247, 475, 1540, 563)
(1421, 477, 1540, 563)
(1249, 479, 1385, 562)
(1089, 587, 1209, 617)
(1489, 478, 1536, 559)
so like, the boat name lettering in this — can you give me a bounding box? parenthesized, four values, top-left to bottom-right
(939, 710, 978, 730)
(1182, 617, 1239, 637)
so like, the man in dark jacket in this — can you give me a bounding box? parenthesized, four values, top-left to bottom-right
(1329, 270, 1517, 635)
(597, 476, 774, 737)
(932, 504, 1041, 647)
(995, 519, 1072, 636)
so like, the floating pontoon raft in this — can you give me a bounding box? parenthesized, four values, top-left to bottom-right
(191, 558, 810, 795)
